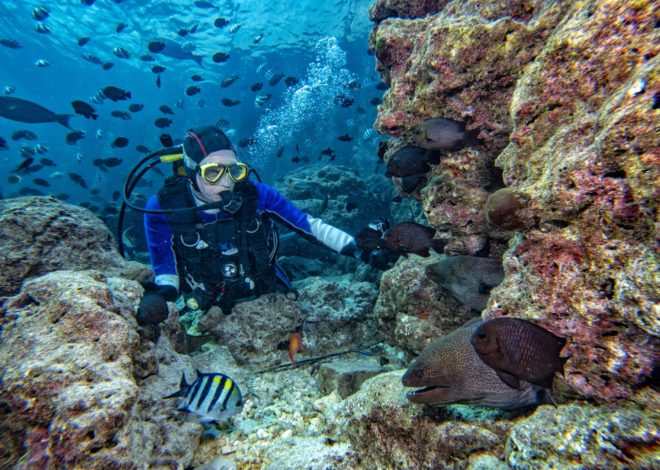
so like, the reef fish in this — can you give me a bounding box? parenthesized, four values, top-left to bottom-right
(386, 146, 439, 178)
(470, 318, 567, 389)
(402, 319, 550, 409)
(288, 331, 303, 365)
(164, 371, 243, 423)
(0, 96, 73, 129)
(149, 39, 203, 66)
(381, 222, 446, 257)
(414, 117, 480, 151)
(426, 256, 504, 311)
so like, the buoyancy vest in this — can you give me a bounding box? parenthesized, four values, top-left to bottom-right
(157, 177, 285, 311)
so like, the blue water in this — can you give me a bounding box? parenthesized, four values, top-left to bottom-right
(0, 0, 382, 206)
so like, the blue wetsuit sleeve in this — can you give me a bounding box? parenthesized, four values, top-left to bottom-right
(255, 182, 354, 253)
(144, 195, 179, 291)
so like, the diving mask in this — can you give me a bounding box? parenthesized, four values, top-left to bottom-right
(198, 162, 249, 184)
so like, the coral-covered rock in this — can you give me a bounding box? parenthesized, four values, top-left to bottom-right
(327, 370, 517, 468)
(506, 398, 660, 468)
(296, 274, 379, 355)
(373, 255, 475, 354)
(0, 270, 199, 468)
(372, 0, 658, 404)
(274, 164, 391, 236)
(487, 0, 659, 401)
(200, 275, 377, 369)
(369, 0, 449, 22)
(199, 294, 304, 369)
(0, 196, 150, 297)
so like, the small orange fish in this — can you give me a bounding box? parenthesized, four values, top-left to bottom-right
(288, 331, 303, 364)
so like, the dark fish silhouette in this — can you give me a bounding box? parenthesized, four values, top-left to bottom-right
(156, 75, 161, 88)
(111, 137, 129, 148)
(32, 6, 49, 21)
(129, 103, 144, 112)
(69, 172, 88, 188)
(102, 86, 131, 102)
(113, 47, 130, 59)
(186, 86, 201, 96)
(0, 38, 21, 49)
(337, 134, 353, 142)
(152, 65, 166, 74)
(0, 137, 7, 150)
(369, 97, 382, 106)
(159, 105, 174, 115)
(355, 227, 383, 252)
(65, 130, 85, 145)
(426, 256, 504, 311)
(82, 53, 103, 65)
(250, 82, 263, 92)
(33, 178, 50, 187)
(470, 318, 567, 389)
(214, 17, 229, 28)
(140, 54, 154, 62)
(77, 37, 90, 46)
(284, 76, 299, 87)
(381, 222, 445, 257)
(115, 22, 127, 33)
(212, 52, 229, 63)
(415, 117, 480, 151)
(268, 72, 284, 86)
(71, 100, 98, 120)
(0, 97, 73, 129)
(190, 74, 204, 82)
(111, 110, 131, 120)
(39, 157, 55, 166)
(148, 39, 203, 65)
(135, 145, 150, 154)
(386, 146, 439, 178)
(11, 130, 37, 141)
(14, 157, 34, 173)
(160, 134, 173, 147)
(402, 319, 550, 409)
(221, 98, 240, 107)
(221, 75, 239, 88)
(400, 174, 425, 193)
(102, 62, 114, 71)
(100, 157, 122, 167)
(154, 117, 172, 128)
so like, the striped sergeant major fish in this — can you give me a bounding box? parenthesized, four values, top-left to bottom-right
(164, 370, 243, 423)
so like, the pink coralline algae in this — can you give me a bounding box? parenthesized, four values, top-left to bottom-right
(372, 0, 659, 404)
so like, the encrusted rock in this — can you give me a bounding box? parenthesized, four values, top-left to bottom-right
(199, 293, 304, 369)
(317, 356, 394, 398)
(296, 274, 380, 356)
(327, 371, 517, 468)
(373, 255, 474, 354)
(0, 270, 199, 468)
(0, 196, 150, 297)
(505, 399, 660, 468)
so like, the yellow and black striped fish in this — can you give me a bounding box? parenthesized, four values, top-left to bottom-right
(164, 370, 243, 423)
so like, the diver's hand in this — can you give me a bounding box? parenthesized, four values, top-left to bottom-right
(340, 240, 368, 263)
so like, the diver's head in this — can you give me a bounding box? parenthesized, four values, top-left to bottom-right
(182, 125, 248, 202)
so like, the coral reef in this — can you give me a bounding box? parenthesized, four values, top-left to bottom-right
(372, 0, 659, 403)
(0, 270, 199, 468)
(0, 196, 149, 297)
(373, 254, 475, 354)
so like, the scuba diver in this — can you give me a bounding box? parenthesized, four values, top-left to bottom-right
(135, 124, 367, 328)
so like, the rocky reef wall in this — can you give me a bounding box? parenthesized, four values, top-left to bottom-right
(371, 0, 658, 405)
